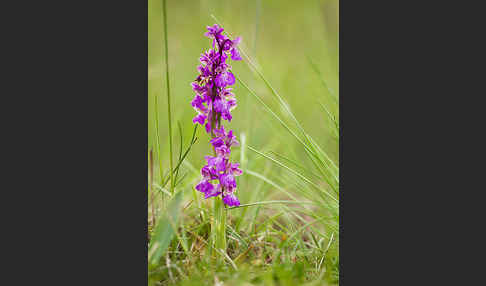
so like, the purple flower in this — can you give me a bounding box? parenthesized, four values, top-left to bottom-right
(202, 165, 218, 180)
(210, 136, 224, 148)
(223, 194, 240, 207)
(217, 54, 229, 69)
(199, 49, 217, 65)
(213, 98, 232, 122)
(191, 82, 205, 94)
(230, 162, 243, 176)
(214, 98, 237, 122)
(192, 24, 243, 207)
(195, 180, 214, 193)
(214, 71, 235, 87)
(215, 145, 231, 159)
(226, 130, 239, 147)
(222, 87, 235, 98)
(231, 49, 242, 61)
(193, 113, 206, 125)
(209, 127, 241, 159)
(205, 155, 226, 173)
(191, 95, 207, 113)
(205, 24, 224, 40)
(204, 121, 212, 133)
(204, 24, 225, 48)
(197, 64, 212, 78)
(213, 126, 239, 147)
(204, 187, 222, 199)
(219, 173, 236, 190)
(201, 90, 211, 103)
(213, 125, 226, 137)
(229, 37, 242, 61)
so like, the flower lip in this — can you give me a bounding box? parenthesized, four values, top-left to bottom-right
(195, 180, 214, 194)
(192, 113, 206, 125)
(210, 137, 224, 148)
(223, 193, 240, 207)
(215, 71, 235, 87)
(219, 173, 236, 189)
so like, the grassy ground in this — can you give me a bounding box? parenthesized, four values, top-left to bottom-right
(148, 0, 339, 285)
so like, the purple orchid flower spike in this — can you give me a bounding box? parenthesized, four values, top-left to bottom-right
(191, 24, 243, 207)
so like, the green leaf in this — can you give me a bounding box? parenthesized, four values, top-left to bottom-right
(148, 190, 182, 266)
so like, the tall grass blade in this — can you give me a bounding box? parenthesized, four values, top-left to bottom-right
(162, 0, 174, 192)
(307, 55, 338, 104)
(154, 95, 163, 184)
(174, 121, 183, 183)
(228, 200, 317, 210)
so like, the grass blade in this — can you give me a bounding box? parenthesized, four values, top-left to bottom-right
(228, 200, 317, 210)
(162, 0, 174, 192)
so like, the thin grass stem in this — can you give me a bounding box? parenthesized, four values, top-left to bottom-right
(154, 95, 163, 185)
(228, 200, 317, 210)
(162, 0, 174, 193)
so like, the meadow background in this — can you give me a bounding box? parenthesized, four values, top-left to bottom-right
(148, 0, 339, 285)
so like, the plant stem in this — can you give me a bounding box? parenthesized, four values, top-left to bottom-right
(209, 121, 227, 258)
(162, 0, 174, 193)
(154, 94, 164, 190)
(213, 196, 227, 255)
(150, 148, 156, 227)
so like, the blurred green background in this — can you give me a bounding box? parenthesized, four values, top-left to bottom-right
(149, 0, 338, 169)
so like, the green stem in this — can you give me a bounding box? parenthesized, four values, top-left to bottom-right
(213, 197, 227, 255)
(209, 111, 226, 258)
(162, 0, 174, 193)
(154, 95, 163, 187)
